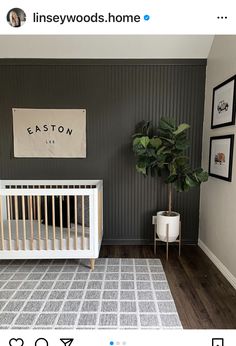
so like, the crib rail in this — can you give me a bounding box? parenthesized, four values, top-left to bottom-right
(0, 180, 103, 258)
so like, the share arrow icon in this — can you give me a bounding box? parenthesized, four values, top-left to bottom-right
(60, 339, 74, 346)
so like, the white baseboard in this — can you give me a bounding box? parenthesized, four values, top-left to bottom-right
(198, 239, 236, 290)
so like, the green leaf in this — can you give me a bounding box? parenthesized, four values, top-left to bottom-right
(175, 140, 190, 150)
(185, 175, 198, 187)
(195, 169, 208, 182)
(132, 138, 147, 155)
(134, 121, 152, 136)
(173, 123, 190, 136)
(146, 148, 156, 157)
(169, 163, 177, 176)
(155, 147, 167, 157)
(150, 137, 162, 149)
(133, 148, 147, 156)
(132, 137, 141, 146)
(175, 157, 188, 166)
(140, 136, 150, 148)
(166, 174, 177, 183)
(174, 180, 184, 192)
(136, 163, 147, 175)
(141, 121, 152, 136)
(183, 185, 190, 192)
(159, 118, 175, 131)
(160, 137, 175, 145)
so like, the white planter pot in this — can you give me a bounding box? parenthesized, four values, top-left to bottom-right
(156, 211, 180, 242)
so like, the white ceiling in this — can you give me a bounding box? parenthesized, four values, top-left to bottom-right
(0, 35, 214, 58)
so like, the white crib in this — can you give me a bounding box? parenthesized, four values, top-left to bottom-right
(0, 180, 103, 270)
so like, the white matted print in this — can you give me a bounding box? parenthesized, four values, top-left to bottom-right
(209, 135, 234, 181)
(211, 75, 236, 128)
(13, 108, 86, 158)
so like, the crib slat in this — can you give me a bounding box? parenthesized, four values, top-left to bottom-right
(6, 196, 12, 250)
(44, 195, 48, 251)
(33, 186, 36, 220)
(0, 195, 4, 250)
(37, 196, 41, 250)
(67, 195, 70, 250)
(21, 196, 26, 251)
(82, 195, 85, 250)
(29, 195, 34, 250)
(74, 196, 78, 250)
(59, 196, 63, 250)
(52, 195, 56, 250)
(14, 196, 19, 250)
(27, 186, 30, 219)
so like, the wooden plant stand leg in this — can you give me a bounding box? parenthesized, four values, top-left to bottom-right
(90, 259, 95, 271)
(166, 224, 169, 261)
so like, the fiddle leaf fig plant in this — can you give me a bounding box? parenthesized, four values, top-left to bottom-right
(132, 118, 208, 215)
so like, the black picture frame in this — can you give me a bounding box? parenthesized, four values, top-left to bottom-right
(211, 75, 236, 129)
(209, 135, 234, 181)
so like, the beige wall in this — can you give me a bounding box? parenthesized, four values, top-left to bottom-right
(0, 35, 213, 58)
(199, 36, 236, 284)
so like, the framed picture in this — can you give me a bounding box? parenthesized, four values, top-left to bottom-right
(211, 75, 236, 128)
(209, 135, 234, 181)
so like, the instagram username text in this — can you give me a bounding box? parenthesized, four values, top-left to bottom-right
(33, 12, 144, 25)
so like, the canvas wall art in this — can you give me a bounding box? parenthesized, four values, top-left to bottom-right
(13, 108, 86, 158)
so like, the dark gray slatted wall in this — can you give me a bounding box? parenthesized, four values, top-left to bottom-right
(0, 59, 206, 244)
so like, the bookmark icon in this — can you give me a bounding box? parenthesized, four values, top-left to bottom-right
(60, 339, 74, 346)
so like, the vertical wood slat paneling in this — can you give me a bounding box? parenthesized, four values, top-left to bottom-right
(9, 194, 13, 221)
(0, 60, 206, 244)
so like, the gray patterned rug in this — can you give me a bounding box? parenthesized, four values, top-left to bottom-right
(0, 258, 182, 329)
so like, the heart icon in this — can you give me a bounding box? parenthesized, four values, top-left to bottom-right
(9, 338, 24, 346)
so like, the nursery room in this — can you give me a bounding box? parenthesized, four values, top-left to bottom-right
(0, 35, 235, 330)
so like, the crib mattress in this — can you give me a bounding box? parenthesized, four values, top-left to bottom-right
(1, 220, 90, 241)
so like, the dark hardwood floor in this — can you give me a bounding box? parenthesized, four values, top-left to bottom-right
(100, 244, 236, 329)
